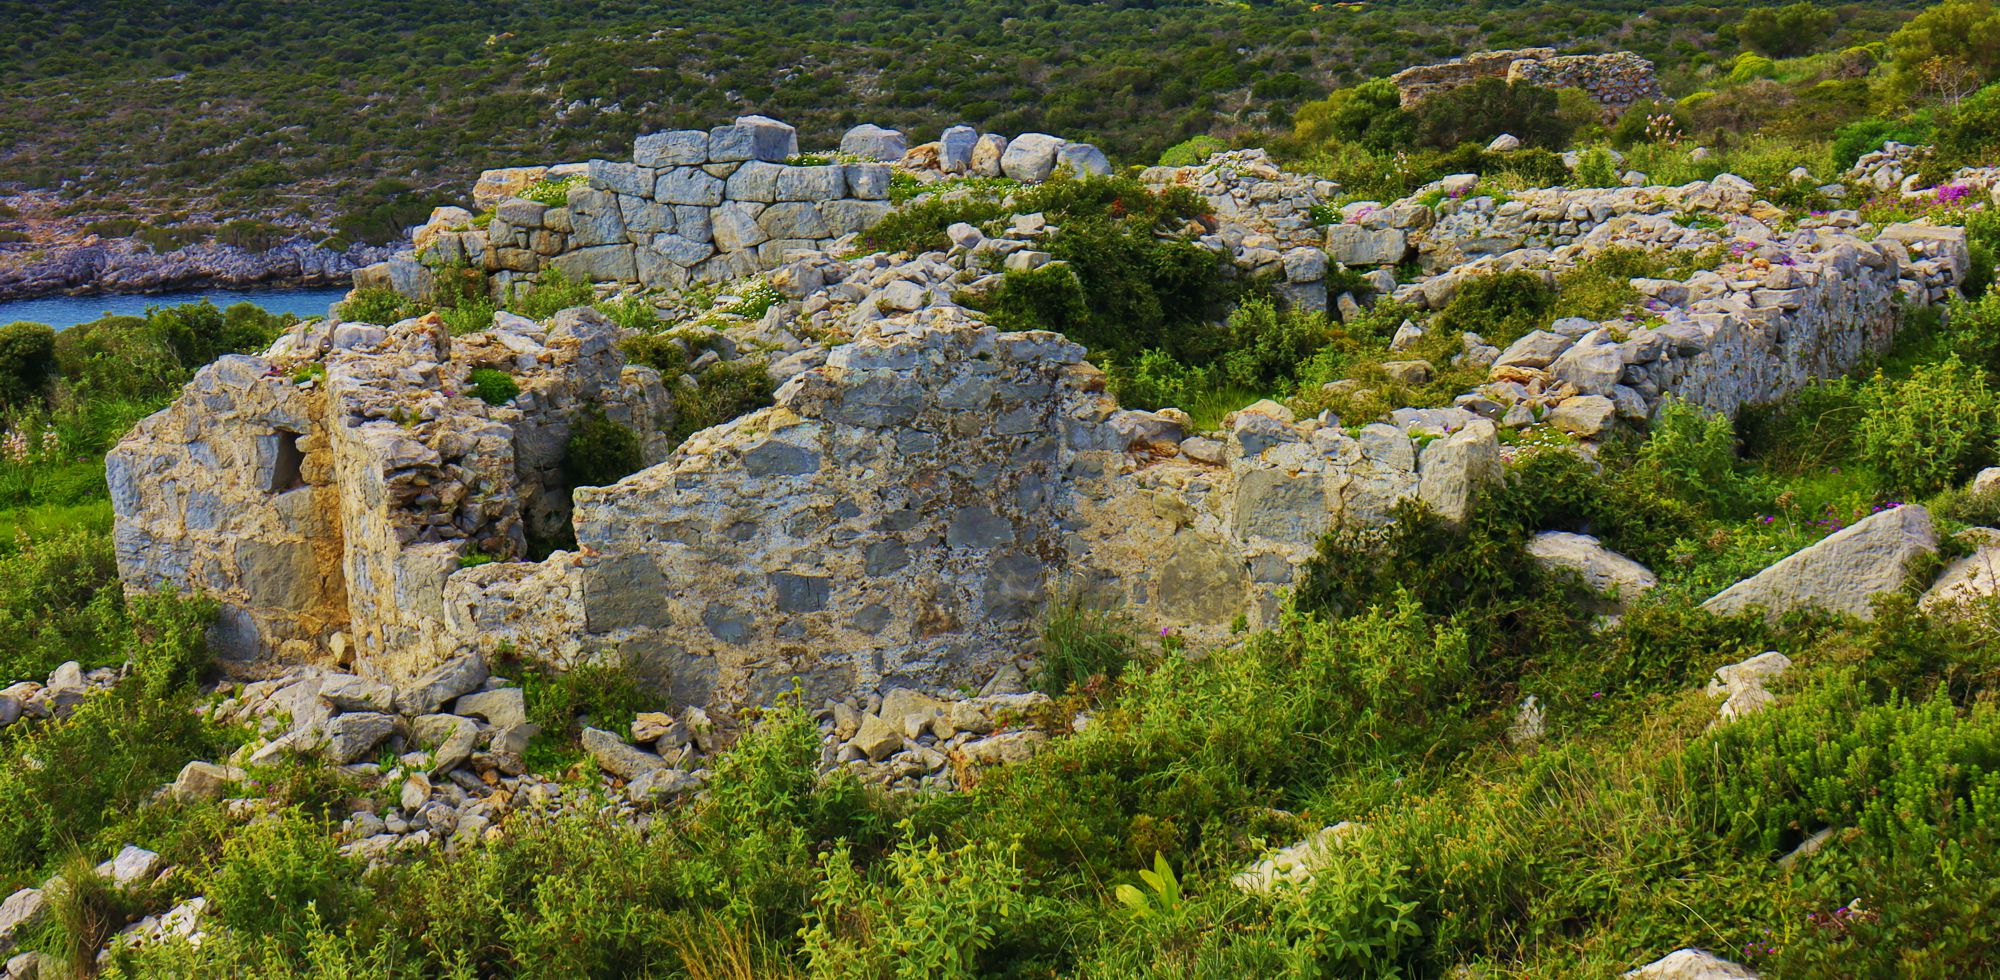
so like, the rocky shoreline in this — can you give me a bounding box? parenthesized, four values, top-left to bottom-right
(0, 238, 392, 302)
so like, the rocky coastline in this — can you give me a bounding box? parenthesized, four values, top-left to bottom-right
(0, 238, 393, 303)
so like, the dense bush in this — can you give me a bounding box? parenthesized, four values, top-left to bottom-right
(669, 361, 775, 449)
(1855, 356, 1996, 496)
(1292, 79, 1414, 154)
(1409, 78, 1573, 151)
(0, 322, 56, 409)
(563, 403, 644, 488)
(1736, 2, 1838, 58)
(467, 367, 519, 406)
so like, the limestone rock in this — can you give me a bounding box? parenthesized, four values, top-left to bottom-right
(0, 888, 45, 953)
(1526, 531, 1657, 607)
(96, 845, 162, 886)
(1622, 949, 1759, 979)
(171, 762, 246, 805)
(1703, 505, 1936, 621)
(851, 713, 903, 761)
(1705, 651, 1791, 723)
(454, 687, 529, 729)
(581, 727, 667, 781)
(1230, 823, 1365, 894)
(324, 712, 398, 764)
(1919, 528, 2000, 617)
(319, 674, 395, 713)
(1000, 133, 1066, 183)
(396, 655, 490, 716)
(1492, 330, 1572, 371)
(1549, 395, 1616, 437)
(839, 124, 907, 163)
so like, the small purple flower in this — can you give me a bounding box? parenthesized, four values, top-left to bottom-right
(1938, 183, 1971, 206)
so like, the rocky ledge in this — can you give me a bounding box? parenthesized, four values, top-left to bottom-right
(0, 238, 393, 302)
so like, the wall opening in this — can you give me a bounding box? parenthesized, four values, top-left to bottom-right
(264, 430, 305, 493)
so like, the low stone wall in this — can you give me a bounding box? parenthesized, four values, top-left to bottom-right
(397, 116, 1117, 301)
(1390, 48, 1663, 113)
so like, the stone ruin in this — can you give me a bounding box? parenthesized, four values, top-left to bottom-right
(112, 118, 1978, 722)
(375, 115, 1117, 303)
(1389, 48, 1666, 114)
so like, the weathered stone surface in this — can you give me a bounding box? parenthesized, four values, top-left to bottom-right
(1622, 948, 1759, 980)
(633, 130, 710, 168)
(1493, 330, 1573, 370)
(1919, 527, 2000, 617)
(709, 115, 797, 163)
(1704, 505, 1936, 620)
(98, 845, 162, 886)
(0, 888, 46, 952)
(1231, 823, 1365, 894)
(1549, 331, 1625, 395)
(581, 727, 667, 780)
(454, 687, 528, 728)
(655, 168, 726, 206)
(170, 761, 245, 801)
(1000, 133, 1066, 182)
(1549, 395, 1616, 437)
(1705, 650, 1791, 723)
(1326, 225, 1408, 266)
(324, 712, 398, 764)
(396, 655, 490, 716)
(840, 124, 907, 162)
(1056, 142, 1113, 176)
(1526, 531, 1657, 606)
(319, 674, 395, 713)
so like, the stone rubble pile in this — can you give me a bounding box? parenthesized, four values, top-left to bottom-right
(893, 124, 1113, 183)
(0, 659, 119, 726)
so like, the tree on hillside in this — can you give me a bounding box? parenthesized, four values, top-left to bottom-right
(1291, 79, 1414, 154)
(1736, 3, 1836, 58)
(1889, 0, 2000, 99)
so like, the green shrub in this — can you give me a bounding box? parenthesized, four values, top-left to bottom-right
(509, 268, 596, 320)
(334, 286, 417, 325)
(1571, 147, 1621, 188)
(1430, 270, 1555, 348)
(670, 361, 776, 449)
(1409, 78, 1573, 151)
(1158, 135, 1228, 167)
(1633, 398, 1762, 515)
(0, 527, 127, 680)
(1034, 590, 1138, 695)
(1830, 117, 1932, 170)
(507, 651, 650, 769)
(468, 367, 519, 406)
(801, 831, 1033, 980)
(1293, 79, 1415, 154)
(1936, 83, 2000, 171)
(1855, 356, 1996, 497)
(596, 293, 662, 332)
(0, 322, 56, 409)
(1736, 2, 1837, 58)
(564, 403, 644, 488)
(519, 174, 586, 206)
(208, 810, 364, 947)
(858, 193, 1011, 255)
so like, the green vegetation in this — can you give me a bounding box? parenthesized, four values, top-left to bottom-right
(564, 403, 645, 489)
(467, 367, 520, 407)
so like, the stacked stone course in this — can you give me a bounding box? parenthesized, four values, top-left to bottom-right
(1390, 47, 1665, 114)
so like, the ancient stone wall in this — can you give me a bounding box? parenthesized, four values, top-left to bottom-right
(432, 309, 1501, 711)
(1390, 48, 1663, 113)
(110, 308, 674, 670)
(108, 357, 349, 661)
(393, 116, 1117, 301)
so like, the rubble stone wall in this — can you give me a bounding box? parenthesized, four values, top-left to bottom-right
(1390, 48, 1664, 113)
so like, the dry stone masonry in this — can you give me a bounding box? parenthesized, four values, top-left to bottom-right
(1390, 48, 1665, 114)
(388, 116, 1115, 302)
(114, 124, 1980, 724)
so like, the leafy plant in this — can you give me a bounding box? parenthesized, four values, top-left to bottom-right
(468, 367, 520, 406)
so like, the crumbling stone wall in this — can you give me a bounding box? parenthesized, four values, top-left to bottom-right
(108, 357, 348, 661)
(110, 308, 673, 670)
(433, 310, 1500, 710)
(1390, 48, 1664, 113)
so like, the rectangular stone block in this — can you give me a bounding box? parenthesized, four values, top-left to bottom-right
(775, 165, 845, 202)
(655, 168, 725, 206)
(674, 206, 712, 244)
(494, 197, 548, 229)
(757, 202, 828, 240)
(844, 163, 892, 200)
(619, 198, 676, 237)
(724, 160, 784, 203)
(633, 130, 709, 168)
(588, 160, 650, 198)
(820, 199, 892, 236)
(708, 115, 797, 163)
(711, 202, 770, 252)
(548, 244, 637, 283)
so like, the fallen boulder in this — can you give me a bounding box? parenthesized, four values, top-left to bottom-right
(1703, 505, 1935, 620)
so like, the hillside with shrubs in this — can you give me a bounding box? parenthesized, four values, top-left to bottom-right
(0, 1, 1998, 978)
